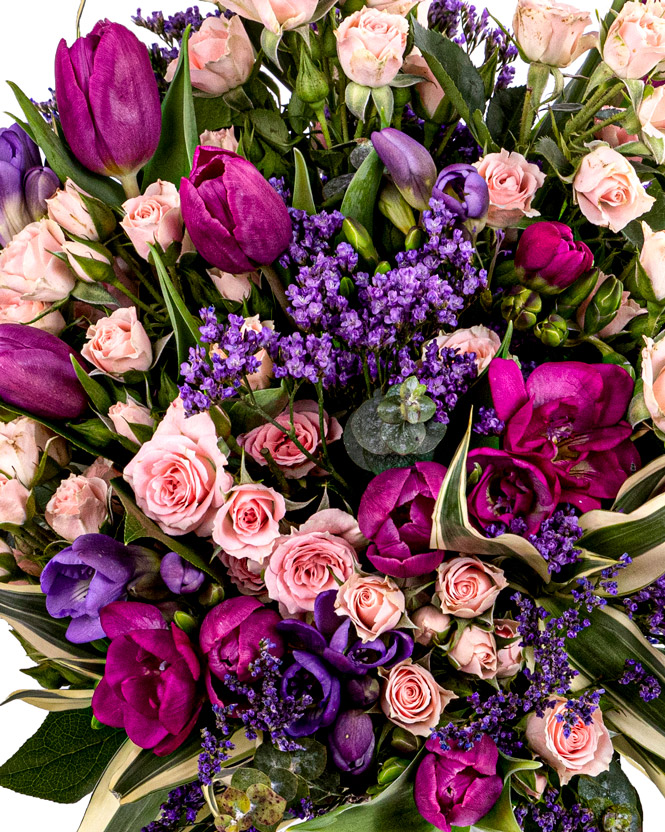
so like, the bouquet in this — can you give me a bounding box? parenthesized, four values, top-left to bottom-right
(1, 0, 665, 830)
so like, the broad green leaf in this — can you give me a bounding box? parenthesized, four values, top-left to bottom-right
(613, 735, 665, 799)
(486, 86, 527, 150)
(71, 357, 113, 414)
(473, 780, 520, 832)
(150, 244, 201, 368)
(0, 709, 124, 803)
(250, 109, 290, 148)
(228, 382, 290, 434)
(340, 148, 384, 236)
(613, 453, 665, 513)
(142, 27, 198, 188)
(292, 147, 316, 215)
(577, 759, 642, 832)
(71, 280, 119, 307)
(3, 688, 93, 712)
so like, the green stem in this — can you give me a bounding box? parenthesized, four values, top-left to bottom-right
(564, 81, 624, 139)
(119, 172, 140, 199)
(339, 75, 349, 145)
(112, 244, 165, 306)
(519, 62, 551, 149)
(314, 106, 334, 150)
(107, 276, 165, 319)
(574, 108, 631, 145)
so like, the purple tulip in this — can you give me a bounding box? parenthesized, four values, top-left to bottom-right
(159, 551, 205, 595)
(0, 324, 87, 420)
(358, 462, 447, 578)
(0, 124, 41, 171)
(415, 734, 503, 830)
(180, 147, 292, 274)
(431, 163, 489, 224)
(55, 20, 161, 177)
(329, 710, 376, 775)
(515, 222, 593, 295)
(281, 650, 341, 737)
(371, 128, 436, 211)
(92, 601, 202, 755)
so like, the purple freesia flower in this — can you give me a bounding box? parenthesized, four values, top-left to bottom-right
(92, 601, 202, 755)
(328, 710, 376, 775)
(431, 163, 489, 223)
(515, 222, 593, 295)
(281, 650, 340, 737)
(159, 551, 205, 595)
(371, 128, 437, 211)
(358, 462, 447, 578)
(40, 534, 135, 643)
(415, 734, 503, 831)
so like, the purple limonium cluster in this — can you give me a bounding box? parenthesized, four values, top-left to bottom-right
(473, 405, 505, 436)
(619, 659, 662, 702)
(624, 572, 665, 644)
(141, 782, 205, 832)
(515, 788, 600, 832)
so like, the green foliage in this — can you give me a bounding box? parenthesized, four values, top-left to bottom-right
(578, 759, 642, 832)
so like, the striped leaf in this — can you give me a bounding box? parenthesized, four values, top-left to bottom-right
(3, 688, 93, 712)
(613, 453, 665, 513)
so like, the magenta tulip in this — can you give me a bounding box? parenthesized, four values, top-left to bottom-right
(515, 221, 593, 295)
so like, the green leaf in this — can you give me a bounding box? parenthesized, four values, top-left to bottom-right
(7, 82, 125, 206)
(142, 27, 198, 188)
(613, 453, 665, 513)
(2, 688, 94, 712)
(228, 383, 290, 434)
(473, 781, 520, 832)
(578, 759, 642, 832)
(623, 181, 665, 247)
(71, 280, 119, 307)
(0, 709, 124, 803)
(249, 109, 290, 148)
(150, 244, 201, 367)
(70, 357, 113, 414)
(486, 85, 527, 150)
(194, 95, 232, 134)
(292, 147, 316, 214)
(535, 136, 574, 180)
(340, 148, 384, 236)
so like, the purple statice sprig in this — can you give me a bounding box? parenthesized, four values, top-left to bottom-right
(473, 406, 505, 437)
(623, 572, 665, 644)
(141, 781, 205, 832)
(618, 659, 662, 703)
(133, 6, 222, 47)
(199, 725, 236, 786)
(515, 788, 599, 832)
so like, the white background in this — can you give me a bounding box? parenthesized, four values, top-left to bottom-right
(0, 0, 662, 829)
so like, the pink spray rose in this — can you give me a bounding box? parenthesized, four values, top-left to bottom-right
(0, 416, 68, 486)
(641, 336, 665, 432)
(81, 307, 153, 376)
(603, 0, 665, 80)
(208, 267, 259, 302)
(474, 149, 545, 228)
(525, 695, 613, 784)
(221, 0, 319, 34)
(640, 222, 665, 302)
(402, 51, 444, 118)
(429, 325, 501, 373)
(0, 475, 30, 525)
(576, 272, 646, 338)
(47, 179, 99, 241)
(108, 399, 155, 443)
(212, 482, 286, 563)
(45, 473, 109, 541)
(335, 573, 406, 642)
(595, 109, 639, 154)
(0, 288, 64, 334)
(381, 659, 456, 736)
(367, 0, 419, 15)
(412, 605, 451, 646)
(124, 398, 233, 536)
(448, 626, 498, 679)
(436, 556, 508, 618)
(512, 0, 597, 67)
(638, 85, 665, 145)
(199, 128, 239, 152)
(0, 219, 75, 301)
(121, 180, 184, 261)
(335, 8, 409, 88)
(219, 550, 267, 598)
(495, 619, 524, 679)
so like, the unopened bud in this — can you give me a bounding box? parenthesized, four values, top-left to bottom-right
(378, 182, 417, 236)
(556, 269, 599, 319)
(501, 286, 542, 330)
(342, 217, 379, 263)
(296, 48, 329, 106)
(583, 275, 623, 335)
(534, 313, 568, 347)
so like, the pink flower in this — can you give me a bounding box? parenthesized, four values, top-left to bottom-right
(603, 1, 665, 80)
(47, 179, 99, 241)
(199, 128, 239, 152)
(220, 0, 319, 35)
(525, 696, 613, 785)
(429, 325, 501, 373)
(474, 149, 545, 228)
(62, 240, 112, 282)
(81, 307, 152, 376)
(402, 51, 444, 118)
(638, 85, 665, 145)
(335, 573, 405, 642)
(124, 398, 233, 536)
(238, 400, 342, 478)
(641, 335, 665, 432)
(449, 626, 498, 679)
(573, 145, 655, 233)
(380, 659, 456, 737)
(208, 267, 259, 302)
(412, 605, 451, 646)
(212, 483, 286, 563)
(0, 416, 68, 486)
(0, 288, 65, 334)
(83, 457, 119, 482)
(576, 272, 646, 338)
(0, 219, 74, 301)
(120, 180, 184, 261)
(108, 399, 155, 443)
(367, 0, 419, 14)
(0, 475, 30, 525)
(512, 0, 597, 67)
(594, 109, 639, 155)
(219, 550, 268, 598)
(45, 473, 109, 541)
(641, 221, 665, 301)
(435, 556, 508, 618)
(335, 8, 409, 88)
(166, 17, 254, 96)
(494, 619, 524, 679)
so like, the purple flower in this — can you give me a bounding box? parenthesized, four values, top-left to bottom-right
(328, 710, 375, 775)
(359, 462, 447, 578)
(92, 601, 203, 755)
(159, 551, 205, 595)
(55, 20, 161, 177)
(371, 128, 437, 211)
(515, 222, 593, 295)
(180, 147, 292, 274)
(0, 324, 87, 419)
(281, 650, 340, 737)
(431, 163, 489, 224)
(415, 734, 503, 831)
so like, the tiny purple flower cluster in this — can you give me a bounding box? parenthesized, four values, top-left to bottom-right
(141, 782, 205, 832)
(619, 659, 662, 702)
(516, 788, 600, 832)
(472, 405, 505, 436)
(624, 572, 665, 644)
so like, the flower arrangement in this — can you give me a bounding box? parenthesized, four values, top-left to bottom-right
(1, 1, 665, 831)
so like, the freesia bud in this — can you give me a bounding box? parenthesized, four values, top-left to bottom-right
(534, 314, 568, 347)
(432, 163, 489, 230)
(378, 182, 417, 235)
(160, 551, 205, 595)
(23, 167, 59, 221)
(371, 128, 436, 211)
(582, 275, 624, 335)
(515, 221, 593, 295)
(343, 217, 379, 262)
(501, 286, 542, 330)
(346, 675, 381, 707)
(555, 269, 599, 318)
(328, 710, 376, 775)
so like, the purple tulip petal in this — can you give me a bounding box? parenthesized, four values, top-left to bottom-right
(314, 589, 343, 638)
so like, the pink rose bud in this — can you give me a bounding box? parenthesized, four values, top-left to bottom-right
(335, 8, 409, 88)
(120, 180, 184, 262)
(448, 625, 498, 679)
(0, 288, 65, 334)
(436, 555, 508, 618)
(0, 219, 75, 301)
(640, 223, 665, 302)
(335, 573, 406, 642)
(208, 267, 259, 302)
(525, 695, 613, 785)
(428, 325, 501, 373)
(83, 457, 119, 482)
(199, 128, 239, 152)
(402, 50, 445, 119)
(513, 0, 597, 68)
(494, 619, 524, 679)
(221, 0, 319, 35)
(641, 335, 665, 433)
(108, 399, 155, 443)
(594, 109, 639, 154)
(212, 482, 286, 563)
(62, 240, 114, 283)
(576, 271, 646, 338)
(0, 416, 68, 486)
(412, 605, 451, 646)
(219, 550, 268, 598)
(381, 659, 457, 737)
(638, 84, 665, 146)
(0, 475, 30, 525)
(573, 145, 655, 233)
(45, 473, 109, 541)
(239, 316, 274, 390)
(474, 149, 545, 228)
(603, 1, 665, 80)
(47, 179, 99, 241)
(81, 307, 153, 376)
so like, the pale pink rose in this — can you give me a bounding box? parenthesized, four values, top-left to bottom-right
(641, 335, 665, 432)
(0, 219, 74, 301)
(449, 625, 498, 679)
(208, 267, 259, 302)
(124, 398, 233, 537)
(525, 695, 613, 785)
(380, 659, 456, 737)
(573, 145, 656, 233)
(0, 476, 29, 525)
(436, 556, 508, 618)
(412, 605, 451, 646)
(108, 400, 155, 443)
(367, 0, 418, 15)
(212, 483, 286, 563)
(335, 573, 405, 642)
(219, 550, 268, 598)
(220, 0, 319, 34)
(120, 180, 184, 262)
(47, 179, 98, 241)
(513, 0, 597, 67)
(83, 457, 120, 482)
(576, 271, 646, 337)
(199, 128, 239, 152)
(416, 0, 432, 26)
(81, 307, 153, 376)
(603, 1, 665, 80)
(238, 400, 342, 478)
(494, 619, 524, 679)
(0, 288, 64, 334)
(474, 149, 545, 228)
(335, 8, 409, 88)
(62, 240, 112, 283)
(45, 473, 108, 541)
(429, 325, 501, 373)
(640, 222, 665, 301)
(594, 109, 640, 159)
(402, 51, 444, 118)
(0, 417, 68, 486)
(297, 508, 366, 549)
(638, 85, 665, 142)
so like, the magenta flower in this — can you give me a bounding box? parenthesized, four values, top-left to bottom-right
(515, 221, 593, 295)
(415, 734, 503, 831)
(359, 462, 447, 578)
(92, 602, 202, 755)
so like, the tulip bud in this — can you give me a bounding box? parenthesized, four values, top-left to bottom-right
(378, 182, 417, 236)
(432, 163, 489, 232)
(501, 286, 542, 330)
(583, 275, 623, 335)
(555, 269, 599, 319)
(515, 221, 593, 295)
(534, 314, 568, 347)
(62, 240, 114, 283)
(24, 167, 59, 220)
(328, 710, 376, 775)
(160, 551, 205, 595)
(342, 217, 379, 263)
(371, 128, 436, 211)
(296, 48, 329, 106)
(346, 675, 380, 707)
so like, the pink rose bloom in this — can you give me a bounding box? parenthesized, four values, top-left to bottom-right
(121, 180, 184, 262)
(641, 335, 665, 432)
(212, 483, 286, 563)
(367, 0, 418, 14)
(638, 85, 665, 143)
(436, 556, 508, 618)
(83, 457, 120, 483)
(238, 400, 342, 478)
(199, 128, 239, 152)
(494, 619, 524, 679)
(594, 109, 640, 160)
(576, 271, 646, 338)
(0, 288, 64, 334)
(429, 325, 501, 373)
(220, 0, 319, 34)
(412, 605, 451, 646)
(0, 416, 68, 486)
(335, 573, 406, 642)
(474, 149, 545, 228)
(604, 0, 665, 80)
(45, 473, 109, 541)
(166, 17, 254, 97)
(381, 660, 456, 737)
(47, 179, 99, 241)
(108, 400, 155, 443)
(640, 223, 665, 301)
(402, 51, 444, 118)
(81, 307, 153, 376)
(0, 219, 74, 301)
(449, 626, 498, 679)
(124, 398, 233, 537)
(209, 267, 260, 303)
(0, 475, 30, 525)
(525, 695, 613, 785)
(62, 240, 112, 283)
(573, 145, 656, 233)
(219, 550, 268, 598)
(512, 0, 597, 67)
(335, 8, 409, 88)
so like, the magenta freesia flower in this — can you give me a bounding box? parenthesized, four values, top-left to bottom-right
(358, 462, 447, 578)
(415, 734, 503, 831)
(92, 601, 202, 756)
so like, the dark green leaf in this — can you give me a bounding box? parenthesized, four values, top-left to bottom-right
(249, 109, 290, 147)
(578, 758, 642, 832)
(487, 86, 527, 150)
(340, 148, 384, 235)
(535, 136, 574, 179)
(71, 357, 113, 414)
(623, 182, 665, 247)
(232, 768, 271, 791)
(473, 780, 520, 832)
(228, 384, 289, 433)
(150, 245, 201, 367)
(194, 95, 232, 134)
(71, 280, 119, 307)
(69, 418, 115, 447)
(292, 148, 316, 214)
